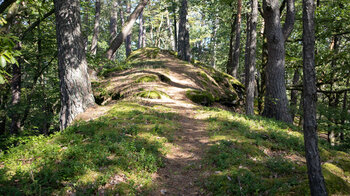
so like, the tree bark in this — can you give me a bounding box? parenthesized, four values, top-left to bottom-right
(340, 78, 349, 141)
(125, 1, 132, 57)
(106, 0, 149, 60)
(110, 0, 119, 45)
(245, 0, 258, 115)
(262, 0, 294, 123)
(178, 0, 190, 62)
(82, 0, 90, 52)
(290, 69, 300, 121)
(90, 0, 101, 55)
(302, 0, 327, 194)
(166, 10, 175, 51)
(230, 0, 242, 78)
(10, 60, 21, 134)
(138, 11, 144, 49)
(227, 11, 236, 75)
(0, 0, 16, 15)
(211, 11, 219, 69)
(54, 0, 95, 130)
(173, 0, 178, 52)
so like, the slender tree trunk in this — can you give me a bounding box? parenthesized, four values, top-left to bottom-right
(54, 0, 95, 130)
(231, 0, 242, 78)
(125, 1, 132, 57)
(10, 58, 21, 134)
(173, 0, 178, 51)
(142, 15, 146, 47)
(110, 0, 119, 44)
(156, 14, 164, 48)
(227, 12, 236, 74)
(302, 0, 327, 194)
(178, 0, 190, 62)
(258, 22, 267, 114)
(290, 69, 300, 121)
(0, 92, 8, 134)
(262, 0, 295, 123)
(138, 11, 144, 49)
(341, 78, 349, 141)
(245, 0, 258, 115)
(82, 0, 90, 52)
(90, 0, 101, 55)
(106, 0, 149, 60)
(166, 10, 175, 50)
(211, 11, 218, 68)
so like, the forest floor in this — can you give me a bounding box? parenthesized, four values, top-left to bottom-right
(1, 48, 350, 195)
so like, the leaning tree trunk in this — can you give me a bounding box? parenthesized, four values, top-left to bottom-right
(54, 0, 95, 130)
(178, 0, 190, 62)
(90, 0, 101, 55)
(125, 1, 132, 57)
(110, 0, 119, 44)
(302, 0, 327, 195)
(262, 0, 294, 123)
(106, 0, 149, 60)
(245, 0, 258, 115)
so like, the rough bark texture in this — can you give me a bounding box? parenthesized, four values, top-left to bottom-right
(262, 0, 294, 123)
(302, 0, 327, 195)
(90, 0, 101, 55)
(227, 12, 236, 75)
(125, 1, 132, 57)
(211, 11, 218, 69)
(106, 0, 149, 60)
(231, 0, 242, 78)
(178, 0, 190, 62)
(173, 0, 178, 52)
(245, 0, 258, 115)
(54, 0, 95, 130)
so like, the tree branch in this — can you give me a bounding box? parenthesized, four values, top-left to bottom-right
(0, 0, 16, 15)
(282, 0, 295, 41)
(21, 9, 55, 40)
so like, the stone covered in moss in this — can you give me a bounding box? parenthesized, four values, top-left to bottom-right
(135, 75, 159, 83)
(186, 90, 216, 106)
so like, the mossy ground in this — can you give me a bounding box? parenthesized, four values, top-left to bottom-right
(196, 107, 350, 195)
(0, 101, 180, 195)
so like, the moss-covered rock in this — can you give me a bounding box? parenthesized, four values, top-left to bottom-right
(186, 90, 216, 106)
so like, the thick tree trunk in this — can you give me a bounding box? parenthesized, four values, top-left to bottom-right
(10, 60, 21, 134)
(245, 0, 258, 115)
(178, 0, 190, 62)
(290, 69, 300, 121)
(231, 0, 242, 78)
(106, 0, 149, 60)
(302, 0, 327, 195)
(54, 0, 95, 130)
(90, 0, 101, 55)
(125, 1, 132, 57)
(138, 11, 144, 49)
(262, 0, 294, 123)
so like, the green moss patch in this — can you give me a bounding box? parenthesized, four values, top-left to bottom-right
(136, 90, 169, 99)
(186, 90, 215, 106)
(135, 75, 159, 83)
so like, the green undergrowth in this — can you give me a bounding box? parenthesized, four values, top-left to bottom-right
(136, 90, 170, 99)
(0, 101, 180, 195)
(135, 75, 159, 83)
(198, 107, 350, 195)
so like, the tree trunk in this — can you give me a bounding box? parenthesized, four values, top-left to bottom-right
(82, 0, 90, 52)
(173, 0, 178, 51)
(258, 22, 267, 114)
(54, 0, 95, 130)
(178, 0, 190, 62)
(245, 0, 258, 115)
(125, 1, 132, 57)
(227, 12, 236, 74)
(231, 0, 242, 78)
(341, 78, 349, 141)
(138, 11, 144, 49)
(290, 69, 300, 121)
(10, 59, 21, 134)
(211, 11, 218, 69)
(302, 0, 327, 195)
(106, 0, 149, 60)
(166, 10, 175, 51)
(110, 0, 119, 44)
(90, 0, 101, 55)
(262, 0, 294, 123)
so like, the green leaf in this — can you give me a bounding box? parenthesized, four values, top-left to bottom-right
(0, 75, 5, 84)
(0, 56, 6, 68)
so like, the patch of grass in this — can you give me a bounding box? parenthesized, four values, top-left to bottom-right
(136, 90, 169, 99)
(135, 75, 158, 83)
(0, 101, 179, 195)
(186, 90, 216, 106)
(199, 107, 350, 195)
